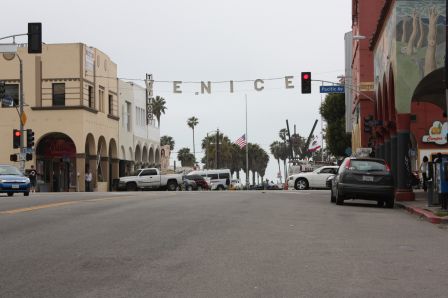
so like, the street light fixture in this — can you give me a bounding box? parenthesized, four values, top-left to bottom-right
(352, 35, 367, 40)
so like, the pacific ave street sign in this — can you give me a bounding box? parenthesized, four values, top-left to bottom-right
(319, 85, 345, 93)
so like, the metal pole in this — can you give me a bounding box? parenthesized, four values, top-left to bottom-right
(445, 1, 448, 117)
(206, 132, 209, 169)
(18, 54, 25, 173)
(245, 94, 249, 189)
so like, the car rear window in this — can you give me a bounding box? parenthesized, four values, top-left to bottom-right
(350, 160, 386, 172)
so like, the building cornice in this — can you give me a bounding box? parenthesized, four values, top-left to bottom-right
(369, 0, 394, 51)
(31, 105, 98, 113)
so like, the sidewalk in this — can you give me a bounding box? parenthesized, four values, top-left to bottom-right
(395, 190, 448, 224)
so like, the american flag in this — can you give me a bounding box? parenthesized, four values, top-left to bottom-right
(234, 134, 247, 149)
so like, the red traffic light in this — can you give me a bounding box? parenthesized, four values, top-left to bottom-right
(303, 73, 310, 80)
(14, 131, 21, 137)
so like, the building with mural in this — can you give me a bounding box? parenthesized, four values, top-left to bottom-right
(364, 0, 446, 200)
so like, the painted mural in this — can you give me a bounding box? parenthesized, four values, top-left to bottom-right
(374, 0, 446, 113)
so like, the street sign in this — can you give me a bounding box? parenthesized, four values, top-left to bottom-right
(1, 95, 14, 107)
(319, 86, 345, 93)
(24, 147, 34, 154)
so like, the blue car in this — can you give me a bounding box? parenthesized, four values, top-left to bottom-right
(0, 164, 31, 197)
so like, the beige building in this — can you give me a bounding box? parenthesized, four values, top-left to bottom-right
(0, 43, 119, 192)
(118, 80, 160, 176)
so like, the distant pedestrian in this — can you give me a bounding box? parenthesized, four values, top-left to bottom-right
(28, 165, 38, 193)
(420, 156, 429, 192)
(85, 167, 93, 192)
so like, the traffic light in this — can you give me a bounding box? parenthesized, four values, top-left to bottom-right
(26, 153, 33, 161)
(0, 81, 5, 100)
(28, 23, 42, 54)
(26, 129, 35, 148)
(13, 129, 21, 149)
(301, 72, 312, 94)
(10, 154, 18, 162)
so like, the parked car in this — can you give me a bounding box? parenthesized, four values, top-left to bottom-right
(0, 164, 31, 196)
(181, 176, 197, 191)
(118, 168, 182, 191)
(185, 174, 210, 190)
(230, 179, 243, 190)
(330, 157, 394, 208)
(287, 166, 339, 190)
(188, 169, 231, 190)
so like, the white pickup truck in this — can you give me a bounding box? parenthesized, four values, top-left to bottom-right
(118, 168, 182, 191)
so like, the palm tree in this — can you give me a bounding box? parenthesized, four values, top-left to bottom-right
(278, 129, 290, 180)
(187, 116, 199, 161)
(151, 96, 167, 128)
(177, 148, 195, 167)
(160, 135, 175, 151)
(270, 141, 282, 183)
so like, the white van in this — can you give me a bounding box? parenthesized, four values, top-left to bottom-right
(188, 169, 231, 190)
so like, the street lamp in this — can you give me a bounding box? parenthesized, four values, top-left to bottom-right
(352, 35, 367, 40)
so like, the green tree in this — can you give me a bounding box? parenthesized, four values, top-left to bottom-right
(187, 116, 199, 161)
(151, 96, 167, 128)
(177, 147, 195, 167)
(319, 93, 351, 157)
(160, 135, 175, 151)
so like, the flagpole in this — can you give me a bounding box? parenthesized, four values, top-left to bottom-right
(245, 94, 249, 190)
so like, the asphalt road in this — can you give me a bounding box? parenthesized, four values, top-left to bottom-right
(1, 190, 448, 298)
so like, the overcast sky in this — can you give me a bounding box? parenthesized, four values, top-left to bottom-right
(3, 0, 351, 182)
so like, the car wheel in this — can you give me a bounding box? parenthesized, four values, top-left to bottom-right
(7, 193, 13, 197)
(197, 186, 202, 191)
(167, 181, 177, 191)
(295, 178, 308, 190)
(335, 187, 344, 205)
(24, 192, 30, 197)
(126, 183, 137, 191)
(330, 188, 336, 203)
(187, 185, 192, 191)
(385, 198, 394, 209)
(377, 200, 385, 207)
(217, 185, 225, 190)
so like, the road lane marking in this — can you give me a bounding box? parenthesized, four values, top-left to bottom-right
(0, 193, 177, 215)
(0, 201, 78, 215)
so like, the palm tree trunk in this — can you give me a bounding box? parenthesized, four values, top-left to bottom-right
(192, 127, 196, 162)
(277, 159, 282, 183)
(283, 159, 287, 183)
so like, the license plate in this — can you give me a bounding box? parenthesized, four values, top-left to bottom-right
(362, 176, 374, 182)
(12, 184, 19, 189)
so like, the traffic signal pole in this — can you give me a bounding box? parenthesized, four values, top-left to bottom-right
(18, 54, 25, 173)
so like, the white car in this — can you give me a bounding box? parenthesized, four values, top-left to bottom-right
(230, 179, 243, 190)
(287, 166, 339, 190)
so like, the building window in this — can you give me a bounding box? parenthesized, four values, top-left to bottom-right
(88, 85, 94, 109)
(2, 84, 19, 107)
(99, 88, 104, 112)
(108, 94, 113, 115)
(52, 83, 65, 106)
(126, 102, 131, 132)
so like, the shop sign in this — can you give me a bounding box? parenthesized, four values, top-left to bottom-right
(422, 121, 448, 145)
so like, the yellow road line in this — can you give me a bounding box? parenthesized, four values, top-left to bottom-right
(0, 193, 176, 215)
(0, 201, 78, 215)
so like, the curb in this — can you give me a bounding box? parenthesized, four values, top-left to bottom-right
(396, 203, 448, 224)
